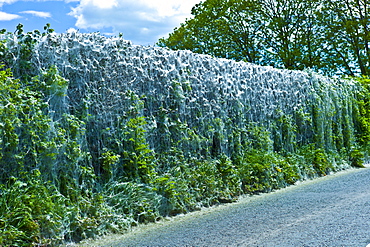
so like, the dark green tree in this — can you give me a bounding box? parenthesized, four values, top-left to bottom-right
(158, 0, 264, 63)
(319, 0, 369, 76)
(257, 0, 324, 70)
(158, 0, 369, 76)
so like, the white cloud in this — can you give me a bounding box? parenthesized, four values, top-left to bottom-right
(0, 0, 17, 4)
(0, 10, 21, 20)
(0, 0, 67, 6)
(68, 0, 201, 45)
(0, 0, 201, 44)
(0, 0, 17, 8)
(20, 10, 51, 18)
(0, 0, 76, 8)
(89, 0, 117, 9)
(66, 27, 78, 33)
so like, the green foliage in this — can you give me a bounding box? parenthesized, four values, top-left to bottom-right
(299, 145, 334, 176)
(158, 0, 263, 63)
(158, 0, 369, 76)
(2, 24, 370, 246)
(100, 149, 121, 182)
(349, 148, 365, 168)
(216, 154, 241, 199)
(318, 1, 369, 75)
(121, 117, 155, 183)
(0, 23, 55, 79)
(0, 57, 101, 244)
(273, 112, 297, 153)
(239, 150, 300, 193)
(33, 65, 69, 97)
(104, 181, 162, 225)
(354, 77, 370, 149)
(0, 171, 65, 246)
(153, 152, 241, 215)
(0, 65, 52, 179)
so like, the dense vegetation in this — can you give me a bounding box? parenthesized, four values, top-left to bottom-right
(158, 0, 369, 77)
(0, 23, 369, 246)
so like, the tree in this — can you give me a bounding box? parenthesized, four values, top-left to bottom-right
(158, 0, 264, 63)
(319, 0, 369, 76)
(257, 0, 324, 70)
(158, 0, 369, 76)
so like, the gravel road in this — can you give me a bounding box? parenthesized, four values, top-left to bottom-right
(84, 167, 370, 247)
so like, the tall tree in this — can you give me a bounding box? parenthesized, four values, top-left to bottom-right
(158, 0, 264, 63)
(319, 0, 369, 76)
(158, 0, 369, 76)
(257, 0, 324, 70)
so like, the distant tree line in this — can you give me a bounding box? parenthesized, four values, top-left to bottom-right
(158, 0, 369, 76)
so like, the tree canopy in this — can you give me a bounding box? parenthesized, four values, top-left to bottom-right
(157, 0, 369, 76)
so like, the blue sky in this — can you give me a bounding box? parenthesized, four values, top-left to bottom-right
(0, 0, 201, 45)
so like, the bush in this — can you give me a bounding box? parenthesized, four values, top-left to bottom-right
(0, 171, 65, 246)
(1, 25, 369, 245)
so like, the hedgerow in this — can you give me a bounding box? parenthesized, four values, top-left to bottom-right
(0, 25, 369, 246)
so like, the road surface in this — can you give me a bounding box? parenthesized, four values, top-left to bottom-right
(83, 166, 370, 247)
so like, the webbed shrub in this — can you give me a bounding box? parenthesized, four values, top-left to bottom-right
(1, 25, 370, 246)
